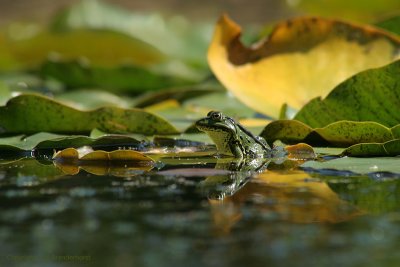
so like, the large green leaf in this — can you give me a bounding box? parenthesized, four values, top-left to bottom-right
(376, 15, 400, 36)
(0, 27, 164, 71)
(0, 94, 178, 135)
(41, 60, 193, 93)
(294, 60, 400, 128)
(342, 139, 400, 157)
(260, 120, 399, 147)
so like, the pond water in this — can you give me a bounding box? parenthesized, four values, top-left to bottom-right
(1, 154, 400, 267)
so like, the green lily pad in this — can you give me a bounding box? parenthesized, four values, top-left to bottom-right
(314, 121, 394, 146)
(342, 139, 400, 157)
(0, 132, 144, 153)
(260, 120, 398, 147)
(0, 94, 179, 135)
(294, 60, 400, 128)
(376, 15, 400, 36)
(41, 60, 192, 93)
(302, 157, 400, 174)
(260, 120, 313, 145)
(0, 28, 164, 71)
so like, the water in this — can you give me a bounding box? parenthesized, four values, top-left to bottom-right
(0, 156, 400, 267)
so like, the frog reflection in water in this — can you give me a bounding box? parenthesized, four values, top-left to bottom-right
(195, 111, 285, 199)
(195, 111, 273, 159)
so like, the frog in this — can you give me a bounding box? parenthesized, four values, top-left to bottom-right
(195, 111, 272, 159)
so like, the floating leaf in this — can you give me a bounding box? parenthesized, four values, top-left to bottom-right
(0, 94, 179, 135)
(342, 139, 400, 157)
(208, 15, 400, 118)
(302, 157, 400, 174)
(53, 147, 154, 162)
(41, 60, 192, 93)
(295, 60, 400, 128)
(0, 132, 144, 154)
(0, 28, 164, 71)
(260, 120, 313, 144)
(53, 148, 154, 176)
(261, 120, 398, 147)
(285, 143, 316, 160)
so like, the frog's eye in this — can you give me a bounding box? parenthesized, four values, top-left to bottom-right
(209, 111, 223, 121)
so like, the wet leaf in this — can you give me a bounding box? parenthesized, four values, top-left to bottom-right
(261, 120, 398, 147)
(53, 147, 154, 162)
(53, 148, 154, 176)
(295, 60, 400, 128)
(302, 157, 400, 174)
(0, 94, 179, 135)
(208, 15, 400, 118)
(314, 121, 394, 146)
(285, 143, 317, 160)
(41, 60, 192, 93)
(0, 132, 145, 154)
(342, 139, 400, 157)
(260, 120, 313, 144)
(376, 15, 400, 36)
(0, 28, 164, 71)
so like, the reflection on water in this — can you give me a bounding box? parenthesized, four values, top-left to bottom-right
(1, 157, 400, 266)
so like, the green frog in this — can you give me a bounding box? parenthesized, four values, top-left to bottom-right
(195, 111, 272, 159)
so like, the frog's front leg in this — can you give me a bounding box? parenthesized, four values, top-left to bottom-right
(229, 139, 244, 159)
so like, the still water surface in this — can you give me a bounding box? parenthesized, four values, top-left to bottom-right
(0, 156, 400, 267)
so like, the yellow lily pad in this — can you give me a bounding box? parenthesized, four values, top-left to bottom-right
(53, 147, 154, 163)
(208, 15, 400, 118)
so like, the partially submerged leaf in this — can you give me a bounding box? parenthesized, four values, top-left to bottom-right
(261, 120, 398, 147)
(260, 120, 313, 144)
(0, 94, 179, 135)
(342, 139, 400, 157)
(53, 148, 154, 176)
(208, 15, 400, 118)
(314, 121, 394, 146)
(53, 147, 154, 162)
(295, 60, 400, 128)
(285, 143, 317, 160)
(0, 132, 144, 155)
